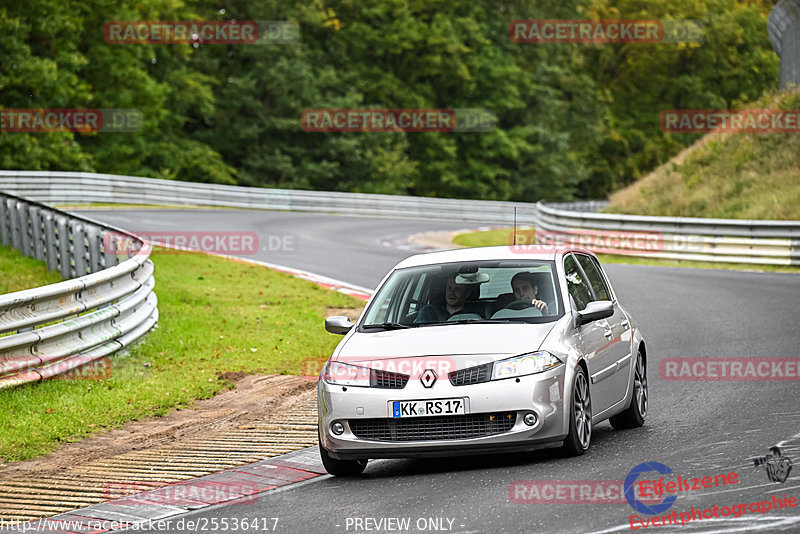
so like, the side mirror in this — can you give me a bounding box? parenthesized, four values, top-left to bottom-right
(325, 316, 353, 335)
(575, 300, 614, 327)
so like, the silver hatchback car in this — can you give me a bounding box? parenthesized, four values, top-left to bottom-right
(317, 245, 648, 475)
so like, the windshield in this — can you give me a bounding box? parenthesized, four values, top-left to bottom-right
(360, 260, 562, 330)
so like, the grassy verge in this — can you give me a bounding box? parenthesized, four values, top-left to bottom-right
(0, 245, 62, 294)
(606, 89, 800, 219)
(0, 250, 361, 462)
(452, 228, 800, 273)
(453, 228, 532, 248)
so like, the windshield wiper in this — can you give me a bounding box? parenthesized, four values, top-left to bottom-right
(362, 322, 413, 330)
(466, 319, 527, 324)
(420, 319, 530, 326)
(450, 319, 528, 324)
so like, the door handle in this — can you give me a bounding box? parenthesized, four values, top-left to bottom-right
(603, 328, 613, 339)
(621, 318, 629, 328)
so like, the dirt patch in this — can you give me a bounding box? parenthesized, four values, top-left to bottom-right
(0, 373, 314, 482)
(408, 230, 467, 250)
(216, 370, 249, 382)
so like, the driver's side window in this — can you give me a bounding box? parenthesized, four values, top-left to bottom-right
(576, 254, 611, 301)
(564, 255, 593, 311)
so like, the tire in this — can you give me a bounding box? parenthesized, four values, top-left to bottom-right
(319, 444, 368, 476)
(610, 349, 647, 430)
(561, 366, 592, 456)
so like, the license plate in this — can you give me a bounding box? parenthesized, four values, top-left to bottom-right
(391, 398, 467, 418)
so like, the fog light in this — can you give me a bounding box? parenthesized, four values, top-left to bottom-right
(523, 412, 537, 426)
(331, 422, 345, 435)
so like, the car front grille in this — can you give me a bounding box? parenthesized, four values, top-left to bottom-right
(370, 369, 409, 389)
(448, 363, 493, 386)
(349, 412, 516, 442)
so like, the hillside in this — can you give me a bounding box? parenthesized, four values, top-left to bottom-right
(605, 89, 800, 220)
(1, 0, 780, 202)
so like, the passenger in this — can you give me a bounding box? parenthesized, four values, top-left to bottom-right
(416, 273, 480, 323)
(510, 272, 549, 313)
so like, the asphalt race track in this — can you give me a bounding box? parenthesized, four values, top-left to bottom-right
(79, 208, 474, 289)
(77, 209, 800, 533)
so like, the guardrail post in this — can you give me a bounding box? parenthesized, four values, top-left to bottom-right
(29, 206, 45, 261)
(101, 229, 119, 268)
(11, 200, 23, 251)
(86, 225, 103, 272)
(72, 221, 88, 277)
(19, 203, 34, 258)
(44, 212, 58, 271)
(0, 197, 8, 247)
(57, 216, 71, 279)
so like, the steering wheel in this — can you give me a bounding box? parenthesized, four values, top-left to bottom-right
(506, 299, 536, 311)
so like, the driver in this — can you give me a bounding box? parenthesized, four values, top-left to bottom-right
(416, 273, 479, 323)
(510, 272, 549, 313)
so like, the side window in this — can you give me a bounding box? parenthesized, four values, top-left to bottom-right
(564, 255, 593, 311)
(576, 255, 611, 301)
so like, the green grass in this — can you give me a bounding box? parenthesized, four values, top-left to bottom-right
(452, 228, 800, 273)
(606, 89, 800, 220)
(0, 251, 361, 462)
(0, 245, 62, 294)
(453, 228, 534, 248)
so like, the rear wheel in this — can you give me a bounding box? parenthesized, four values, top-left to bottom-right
(319, 445, 368, 476)
(610, 350, 647, 430)
(561, 366, 591, 456)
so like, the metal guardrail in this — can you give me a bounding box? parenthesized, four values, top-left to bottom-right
(2, 169, 798, 282)
(535, 202, 800, 266)
(0, 192, 158, 389)
(0, 171, 536, 224)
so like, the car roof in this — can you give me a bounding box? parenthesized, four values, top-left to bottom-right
(393, 245, 596, 270)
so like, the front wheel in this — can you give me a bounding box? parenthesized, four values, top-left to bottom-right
(319, 445, 368, 476)
(561, 366, 592, 456)
(610, 349, 647, 430)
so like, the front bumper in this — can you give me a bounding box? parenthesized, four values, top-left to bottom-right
(318, 365, 567, 460)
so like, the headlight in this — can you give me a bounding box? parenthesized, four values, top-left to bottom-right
(323, 361, 371, 387)
(491, 351, 563, 380)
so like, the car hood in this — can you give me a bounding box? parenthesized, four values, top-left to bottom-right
(335, 323, 557, 367)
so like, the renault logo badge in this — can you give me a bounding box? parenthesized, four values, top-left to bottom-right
(421, 369, 437, 388)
